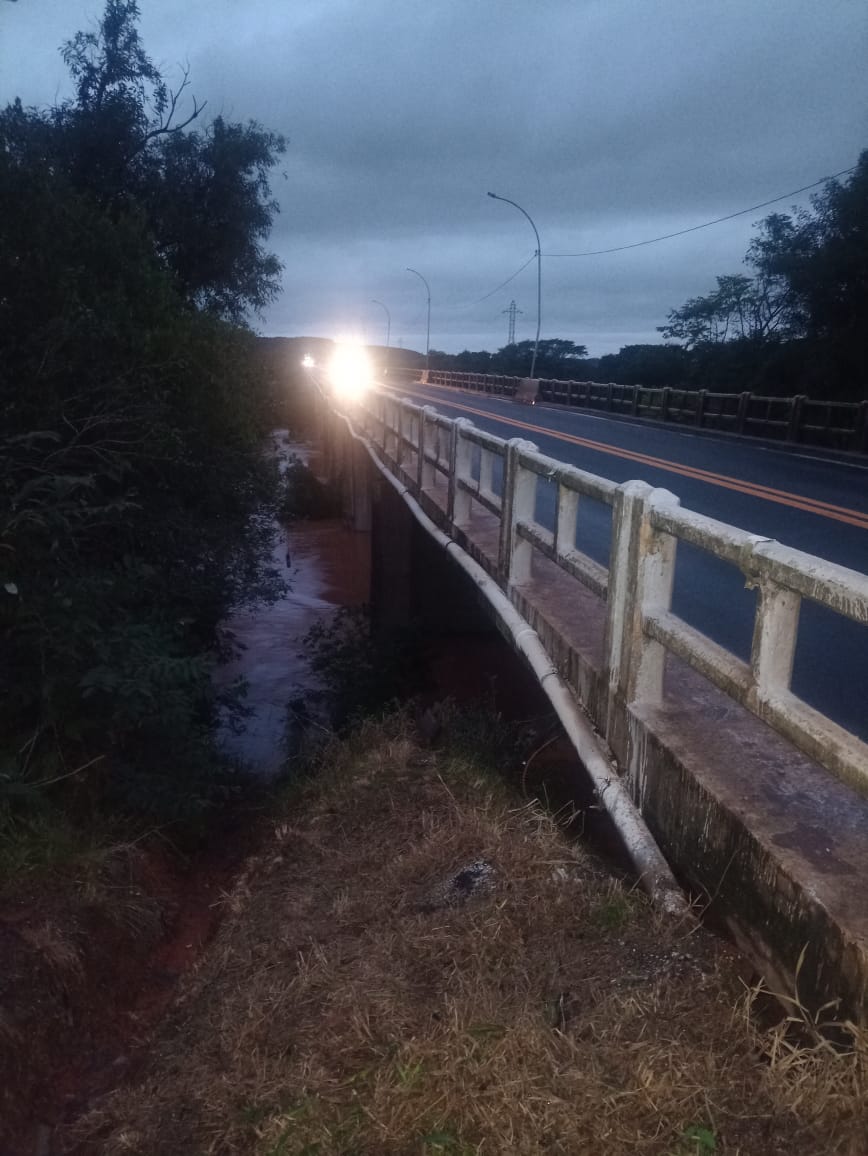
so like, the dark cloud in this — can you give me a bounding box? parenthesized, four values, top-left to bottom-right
(2, 0, 866, 353)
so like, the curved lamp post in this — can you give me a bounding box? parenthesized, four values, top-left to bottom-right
(487, 191, 541, 379)
(371, 299, 391, 349)
(405, 267, 431, 373)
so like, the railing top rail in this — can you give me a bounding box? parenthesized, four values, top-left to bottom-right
(517, 444, 618, 505)
(462, 425, 507, 454)
(652, 501, 868, 622)
(752, 539, 868, 623)
(651, 501, 762, 568)
(423, 410, 453, 430)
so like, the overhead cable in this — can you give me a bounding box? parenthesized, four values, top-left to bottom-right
(543, 166, 856, 258)
(469, 252, 537, 304)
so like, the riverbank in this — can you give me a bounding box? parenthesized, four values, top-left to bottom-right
(58, 714, 868, 1155)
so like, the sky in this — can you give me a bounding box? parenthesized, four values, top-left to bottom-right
(2, 0, 867, 357)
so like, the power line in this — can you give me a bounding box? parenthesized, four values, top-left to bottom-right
(544, 166, 856, 258)
(470, 252, 536, 304)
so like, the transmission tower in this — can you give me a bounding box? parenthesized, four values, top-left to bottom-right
(502, 299, 523, 345)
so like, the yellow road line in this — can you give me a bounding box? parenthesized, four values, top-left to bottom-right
(402, 386, 868, 532)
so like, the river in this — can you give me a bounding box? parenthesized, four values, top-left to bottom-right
(214, 435, 370, 775)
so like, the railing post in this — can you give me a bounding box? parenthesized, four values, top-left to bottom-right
(695, 389, 707, 427)
(604, 481, 651, 739)
(381, 396, 394, 460)
(607, 382, 615, 410)
(631, 385, 640, 416)
(856, 400, 868, 454)
(749, 574, 800, 704)
(786, 395, 806, 443)
(417, 406, 437, 490)
(736, 391, 752, 435)
(625, 487, 680, 706)
(447, 418, 474, 524)
(498, 438, 538, 586)
(660, 386, 671, 423)
(555, 484, 578, 558)
(479, 447, 494, 497)
(397, 399, 410, 466)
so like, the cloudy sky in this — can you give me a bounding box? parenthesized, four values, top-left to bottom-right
(2, 0, 866, 355)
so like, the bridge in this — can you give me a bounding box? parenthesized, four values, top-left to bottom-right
(311, 370, 868, 1024)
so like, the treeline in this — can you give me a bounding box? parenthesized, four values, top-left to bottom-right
(1, 1, 287, 828)
(432, 155, 868, 402)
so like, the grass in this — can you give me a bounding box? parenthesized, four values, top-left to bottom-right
(66, 712, 867, 1155)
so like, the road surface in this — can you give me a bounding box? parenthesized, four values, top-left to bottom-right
(387, 380, 868, 741)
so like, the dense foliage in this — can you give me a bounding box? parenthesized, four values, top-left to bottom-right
(429, 339, 588, 380)
(1, 1, 287, 827)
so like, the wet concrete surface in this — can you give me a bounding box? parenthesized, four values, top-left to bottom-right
(214, 437, 370, 775)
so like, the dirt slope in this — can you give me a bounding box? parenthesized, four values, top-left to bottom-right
(55, 719, 866, 1156)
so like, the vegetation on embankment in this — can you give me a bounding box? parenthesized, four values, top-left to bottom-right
(1, 0, 291, 855)
(61, 712, 867, 1156)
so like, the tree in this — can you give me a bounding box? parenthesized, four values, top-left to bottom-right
(22, 0, 286, 320)
(494, 339, 587, 377)
(150, 116, 286, 318)
(659, 153, 868, 399)
(55, 0, 203, 209)
(0, 1, 287, 820)
(659, 272, 788, 347)
(597, 344, 689, 388)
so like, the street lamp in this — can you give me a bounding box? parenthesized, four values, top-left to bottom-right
(405, 267, 431, 374)
(371, 299, 391, 349)
(487, 191, 542, 379)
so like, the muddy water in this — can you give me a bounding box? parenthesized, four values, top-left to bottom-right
(215, 437, 370, 775)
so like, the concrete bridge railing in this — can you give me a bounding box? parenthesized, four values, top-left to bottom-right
(425, 369, 868, 453)
(364, 388, 868, 798)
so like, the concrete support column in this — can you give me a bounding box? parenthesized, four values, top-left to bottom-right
(350, 437, 372, 532)
(370, 472, 413, 634)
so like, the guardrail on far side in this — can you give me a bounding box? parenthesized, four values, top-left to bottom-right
(425, 370, 868, 454)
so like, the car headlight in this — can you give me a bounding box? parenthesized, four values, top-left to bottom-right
(327, 344, 373, 401)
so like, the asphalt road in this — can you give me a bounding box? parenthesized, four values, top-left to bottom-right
(386, 380, 868, 742)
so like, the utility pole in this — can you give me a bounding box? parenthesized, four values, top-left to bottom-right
(502, 299, 522, 345)
(405, 268, 431, 373)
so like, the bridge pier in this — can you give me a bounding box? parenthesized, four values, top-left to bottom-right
(370, 471, 496, 639)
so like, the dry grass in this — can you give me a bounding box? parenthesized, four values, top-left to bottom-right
(68, 716, 867, 1155)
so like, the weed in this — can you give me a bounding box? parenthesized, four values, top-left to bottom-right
(590, 891, 635, 931)
(674, 1123, 717, 1154)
